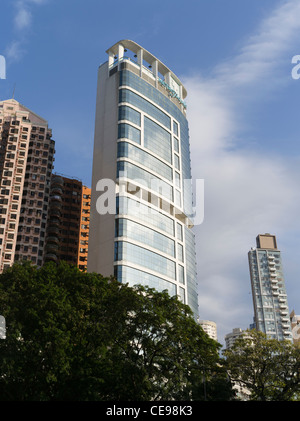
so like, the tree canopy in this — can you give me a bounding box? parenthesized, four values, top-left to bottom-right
(0, 261, 233, 401)
(223, 329, 300, 401)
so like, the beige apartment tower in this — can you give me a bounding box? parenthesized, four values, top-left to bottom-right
(0, 99, 55, 271)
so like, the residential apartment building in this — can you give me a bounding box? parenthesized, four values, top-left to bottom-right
(78, 185, 91, 271)
(198, 320, 217, 341)
(248, 234, 293, 341)
(88, 40, 199, 317)
(224, 327, 249, 350)
(290, 310, 300, 347)
(0, 99, 55, 271)
(44, 174, 90, 269)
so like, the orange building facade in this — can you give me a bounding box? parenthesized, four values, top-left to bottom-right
(78, 185, 91, 271)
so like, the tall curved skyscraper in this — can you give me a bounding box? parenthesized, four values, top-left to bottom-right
(88, 40, 198, 318)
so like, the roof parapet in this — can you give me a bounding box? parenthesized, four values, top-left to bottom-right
(106, 40, 187, 109)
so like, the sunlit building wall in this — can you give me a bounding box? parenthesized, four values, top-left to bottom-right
(89, 40, 198, 317)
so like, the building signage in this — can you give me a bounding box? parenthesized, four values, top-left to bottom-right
(158, 78, 186, 109)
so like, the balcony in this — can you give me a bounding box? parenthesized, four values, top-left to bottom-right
(46, 236, 59, 244)
(45, 253, 58, 262)
(51, 176, 63, 186)
(50, 186, 63, 196)
(47, 226, 60, 234)
(50, 218, 60, 226)
(49, 208, 61, 217)
(50, 195, 62, 202)
(46, 243, 59, 251)
(50, 201, 62, 210)
(280, 309, 288, 315)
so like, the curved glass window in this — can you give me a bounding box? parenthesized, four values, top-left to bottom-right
(116, 218, 175, 257)
(118, 105, 141, 127)
(117, 142, 172, 181)
(115, 264, 176, 296)
(178, 265, 185, 284)
(117, 161, 173, 202)
(119, 88, 171, 129)
(173, 137, 179, 153)
(184, 226, 198, 316)
(177, 243, 184, 262)
(114, 240, 176, 280)
(118, 123, 141, 144)
(144, 117, 172, 164)
(173, 121, 179, 136)
(117, 196, 175, 236)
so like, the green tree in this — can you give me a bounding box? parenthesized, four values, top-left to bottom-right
(0, 261, 233, 401)
(223, 329, 300, 401)
(97, 281, 234, 401)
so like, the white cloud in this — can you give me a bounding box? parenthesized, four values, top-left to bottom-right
(214, 0, 300, 87)
(5, 0, 48, 64)
(5, 41, 25, 62)
(183, 0, 300, 344)
(14, 2, 32, 30)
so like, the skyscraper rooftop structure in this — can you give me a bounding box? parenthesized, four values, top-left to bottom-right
(248, 233, 293, 341)
(88, 40, 198, 317)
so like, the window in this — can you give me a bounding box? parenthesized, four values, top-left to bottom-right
(118, 105, 141, 126)
(118, 123, 141, 144)
(173, 121, 178, 136)
(144, 117, 172, 163)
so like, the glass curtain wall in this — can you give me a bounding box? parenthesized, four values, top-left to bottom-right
(114, 69, 198, 317)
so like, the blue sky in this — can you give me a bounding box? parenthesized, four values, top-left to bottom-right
(1, 0, 300, 345)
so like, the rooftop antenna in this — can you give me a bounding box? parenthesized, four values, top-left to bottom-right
(12, 83, 16, 99)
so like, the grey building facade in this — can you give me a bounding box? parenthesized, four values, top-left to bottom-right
(248, 234, 293, 341)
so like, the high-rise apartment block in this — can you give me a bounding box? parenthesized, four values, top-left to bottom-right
(290, 310, 300, 347)
(0, 100, 90, 272)
(0, 99, 55, 271)
(89, 40, 198, 317)
(224, 328, 249, 350)
(198, 320, 217, 341)
(44, 174, 90, 270)
(248, 234, 293, 341)
(78, 185, 91, 271)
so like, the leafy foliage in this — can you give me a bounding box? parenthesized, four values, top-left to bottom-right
(223, 329, 300, 401)
(0, 261, 233, 401)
